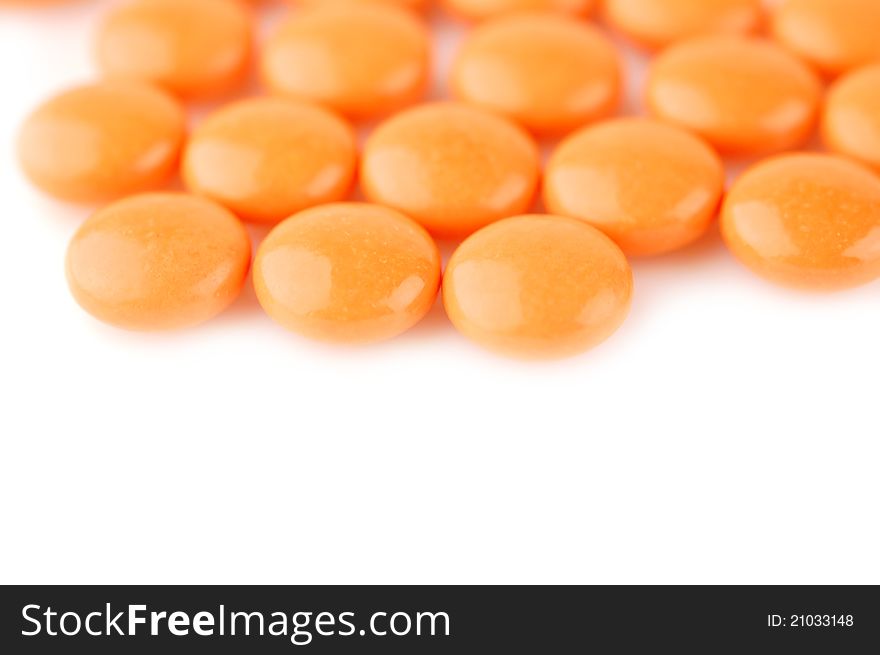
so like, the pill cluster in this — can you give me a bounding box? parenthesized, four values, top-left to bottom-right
(15, 0, 880, 359)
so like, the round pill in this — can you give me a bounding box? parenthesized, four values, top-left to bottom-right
(95, 0, 253, 98)
(261, 4, 429, 119)
(822, 64, 880, 173)
(253, 203, 441, 344)
(361, 102, 540, 238)
(603, 0, 762, 50)
(646, 35, 821, 156)
(442, 0, 595, 22)
(17, 81, 185, 204)
(772, 0, 880, 77)
(544, 118, 724, 256)
(721, 154, 880, 290)
(66, 193, 251, 330)
(182, 97, 356, 225)
(0, 0, 77, 5)
(291, 0, 428, 11)
(450, 12, 621, 135)
(443, 214, 633, 359)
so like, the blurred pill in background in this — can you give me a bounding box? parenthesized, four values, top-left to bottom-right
(544, 118, 724, 257)
(450, 12, 621, 136)
(822, 63, 880, 173)
(261, 4, 430, 120)
(772, 0, 880, 77)
(646, 35, 821, 156)
(442, 0, 595, 22)
(17, 81, 185, 203)
(361, 102, 540, 238)
(183, 97, 357, 225)
(603, 0, 763, 50)
(290, 0, 430, 12)
(95, 0, 253, 99)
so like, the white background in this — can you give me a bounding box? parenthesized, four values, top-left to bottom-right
(1, 0, 877, 585)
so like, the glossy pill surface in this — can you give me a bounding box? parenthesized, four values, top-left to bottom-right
(182, 97, 356, 225)
(66, 193, 251, 330)
(253, 203, 441, 343)
(443, 214, 633, 359)
(823, 64, 880, 173)
(291, 0, 429, 11)
(96, 0, 253, 98)
(773, 0, 880, 77)
(17, 81, 185, 203)
(361, 103, 540, 238)
(261, 4, 430, 119)
(451, 12, 620, 135)
(603, 0, 762, 50)
(544, 118, 724, 256)
(443, 0, 595, 22)
(721, 154, 880, 290)
(646, 36, 821, 156)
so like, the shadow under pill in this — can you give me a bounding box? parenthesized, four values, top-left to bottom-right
(625, 223, 733, 322)
(394, 297, 452, 344)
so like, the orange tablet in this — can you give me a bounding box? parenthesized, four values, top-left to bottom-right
(361, 103, 540, 238)
(261, 4, 430, 119)
(603, 0, 762, 50)
(721, 154, 880, 290)
(646, 35, 821, 156)
(442, 0, 595, 22)
(773, 0, 880, 77)
(183, 97, 357, 225)
(290, 0, 429, 11)
(450, 12, 621, 135)
(66, 193, 251, 330)
(96, 0, 253, 98)
(17, 81, 185, 203)
(253, 203, 441, 343)
(823, 64, 880, 173)
(544, 118, 724, 256)
(443, 214, 633, 359)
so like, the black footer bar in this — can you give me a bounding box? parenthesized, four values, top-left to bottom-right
(2, 585, 877, 653)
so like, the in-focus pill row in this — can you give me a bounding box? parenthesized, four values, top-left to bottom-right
(65, 194, 636, 358)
